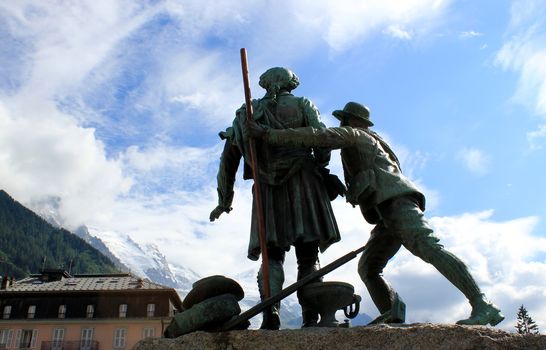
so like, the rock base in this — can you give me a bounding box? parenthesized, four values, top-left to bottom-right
(135, 323, 546, 350)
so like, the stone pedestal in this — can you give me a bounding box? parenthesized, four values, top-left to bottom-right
(137, 324, 546, 350)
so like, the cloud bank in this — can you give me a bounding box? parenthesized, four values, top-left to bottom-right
(495, 0, 546, 150)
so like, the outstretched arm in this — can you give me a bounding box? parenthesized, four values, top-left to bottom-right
(210, 139, 241, 222)
(244, 119, 361, 149)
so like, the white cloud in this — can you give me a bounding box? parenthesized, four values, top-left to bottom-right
(161, 49, 244, 127)
(0, 1, 242, 226)
(457, 147, 490, 176)
(119, 143, 223, 197)
(527, 124, 546, 150)
(87, 180, 256, 278)
(385, 25, 413, 40)
(495, 0, 546, 118)
(123, 143, 220, 175)
(292, 0, 451, 52)
(460, 30, 483, 38)
(163, 0, 451, 54)
(0, 1, 160, 100)
(0, 0, 458, 173)
(425, 211, 546, 330)
(0, 101, 132, 228)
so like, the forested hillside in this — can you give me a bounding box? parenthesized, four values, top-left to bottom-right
(0, 190, 118, 278)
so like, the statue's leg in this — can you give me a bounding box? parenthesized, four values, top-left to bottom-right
(257, 248, 285, 330)
(357, 225, 402, 315)
(390, 196, 504, 326)
(295, 241, 321, 328)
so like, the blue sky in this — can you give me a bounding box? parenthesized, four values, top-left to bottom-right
(1, 0, 546, 331)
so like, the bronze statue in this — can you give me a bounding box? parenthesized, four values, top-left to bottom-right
(210, 67, 343, 329)
(245, 101, 504, 326)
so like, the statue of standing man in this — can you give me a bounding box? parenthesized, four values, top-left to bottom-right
(210, 67, 343, 329)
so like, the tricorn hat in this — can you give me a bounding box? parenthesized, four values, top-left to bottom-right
(333, 102, 373, 126)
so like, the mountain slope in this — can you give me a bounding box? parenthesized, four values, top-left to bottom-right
(0, 189, 119, 278)
(27, 193, 203, 294)
(83, 226, 201, 294)
(74, 225, 131, 272)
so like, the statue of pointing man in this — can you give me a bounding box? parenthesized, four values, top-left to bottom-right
(245, 101, 504, 326)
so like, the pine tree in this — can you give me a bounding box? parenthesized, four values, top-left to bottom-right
(515, 305, 540, 335)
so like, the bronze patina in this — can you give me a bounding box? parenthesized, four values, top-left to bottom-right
(246, 101, 504, 326)
(210, 66, 343, 329)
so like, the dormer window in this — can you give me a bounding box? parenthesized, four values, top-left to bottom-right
(119, 304, 127, 318)
(58, 304, 67, 318)
(146, 304, 155, 317)
(2, 305, 11, 319)
(27, 305, 36, 319)
(86, 304, 94, 318)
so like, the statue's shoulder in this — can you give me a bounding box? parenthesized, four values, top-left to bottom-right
(281, 95, 318, 114)
(295, 95, 315, 106)
(236, 98, 263, 113)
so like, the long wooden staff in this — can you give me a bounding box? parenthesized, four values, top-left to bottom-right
(240, 48, 270, 299)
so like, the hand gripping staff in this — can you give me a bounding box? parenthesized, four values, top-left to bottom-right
(240, 48, 271, 300)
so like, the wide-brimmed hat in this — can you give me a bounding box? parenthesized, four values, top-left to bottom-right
(333, 102, 373, 126)
(182, 275, 244, 310)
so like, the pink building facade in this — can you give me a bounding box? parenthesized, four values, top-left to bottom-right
(0, 270, 182, 349)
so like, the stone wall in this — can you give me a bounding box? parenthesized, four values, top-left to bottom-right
(135, 323, 546, 350)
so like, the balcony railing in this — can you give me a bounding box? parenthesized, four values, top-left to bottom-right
(40, 341, 99, 350)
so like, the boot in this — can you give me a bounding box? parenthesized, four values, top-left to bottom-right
(258, 259, 285, 330)
(301, 309, 319, 328)
(456, 294, 504, 326)
(260, 304, 281, 330)
(418, 242, 503, 326)
(368, 292, 406, 325)
(296, 243, 322, 328)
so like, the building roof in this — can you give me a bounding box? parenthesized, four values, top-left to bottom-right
(1, 272, 173, 294)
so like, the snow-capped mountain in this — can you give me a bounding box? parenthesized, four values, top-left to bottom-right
(83, 225, 200, 295)
(27, 196, 200, 294)
(73, 225, 130, 272)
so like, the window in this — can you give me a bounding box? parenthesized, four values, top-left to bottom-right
(113, 328, 127, 349)
(2, 306, 11, 320)
(0, 329, 13, 348)
(58, 304, 66, 319)
(52, 328, 65, 350)
(146, 303, 155, 317)
(169, 301, 176, 316)
(27, 305, 36, 319)
(142, 327, 155, 339)
(15, 329, 38, 349)
(80, 328, 94, 350)
(118, 304, 127, 318)
(86, 304, 94, 318)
